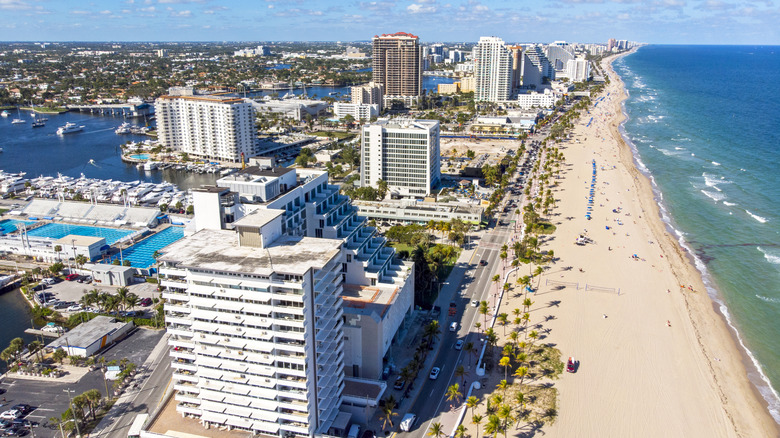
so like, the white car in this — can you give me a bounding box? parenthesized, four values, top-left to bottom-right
(454, 340, 464, 350)
(67, 305, 83, 312)
(0, 409, 21, 420)
(429, 367, 441, 380)
(42, 278, 56, 285)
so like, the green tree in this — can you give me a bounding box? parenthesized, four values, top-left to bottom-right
(454, 364, 467, 386)
(380, 395, 398, 430)
(472, 414, 484, 438)
(499, 356, 511, 381)
(513, 366, 529, 387)
(428, 422, 444, 438)
(446, 383, 463, 406)
(466, 395, 479, 416)
(52, 348, 67, 364)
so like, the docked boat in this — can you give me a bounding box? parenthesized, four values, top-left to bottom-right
(32, 119, 45, 128)
(11, 118, 25, 124)
(56, 122, 84, 135)
(0, 110, 8, 117)
(115, 122, 132, 134)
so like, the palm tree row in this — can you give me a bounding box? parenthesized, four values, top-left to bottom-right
(79, 286, 140, 313)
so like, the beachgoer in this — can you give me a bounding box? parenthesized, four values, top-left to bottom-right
(667, 320, 671, 327)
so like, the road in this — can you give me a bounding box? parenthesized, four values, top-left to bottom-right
(396, 138, 542, 438)
(90, 333, 172, 438)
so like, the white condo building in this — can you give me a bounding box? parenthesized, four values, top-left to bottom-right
(361, 119, 441, 197)
(155, 94, 256, 162)
(566, 58, 591, 82)
(160, 166, 414, 436)
(333, 102, 379, 121)
(473, 37, 513, 102)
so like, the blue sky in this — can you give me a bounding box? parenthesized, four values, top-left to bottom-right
(1, 0, 778, 44)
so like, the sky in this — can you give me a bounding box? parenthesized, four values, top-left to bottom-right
(1, 0, 779, 44)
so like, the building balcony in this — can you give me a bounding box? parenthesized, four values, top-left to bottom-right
(171, 361, 198, 373)
(172, 371, 199, 384)
(176, 403, 202, 416)
(174, 392, 201, 405)
(167, 327, 193, 338)
(171, 350, 197, 361)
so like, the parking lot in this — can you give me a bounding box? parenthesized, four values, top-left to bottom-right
(34, 277, 159, 317)
(0, 327, 164, 437)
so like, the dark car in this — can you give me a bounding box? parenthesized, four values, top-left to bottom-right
(10, 405, 31, 415)
(479, 259, 488, 266)
(140, 297, 153, 307)
(393, 376, 404, 390)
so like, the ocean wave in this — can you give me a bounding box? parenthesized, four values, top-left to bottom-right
(711, 161, 721, 166)
(756, 295, 780, 304)
(746, 210, 768, 223)
(758, 247, 780, 265)
(702, 173, 732, 192)
(671, 137, 691, 142)
(701, 189, 726, 202)
(723, 201, 736, 206)
(657, 148, 685, 157)
(674, 147, 685, 150)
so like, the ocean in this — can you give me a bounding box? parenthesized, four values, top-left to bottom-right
(615, 45, 780, 423)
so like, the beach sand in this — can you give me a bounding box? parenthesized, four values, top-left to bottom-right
(460, 51, 779, 438)
(534, 51, 779, 437)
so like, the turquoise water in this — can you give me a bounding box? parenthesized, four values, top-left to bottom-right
(0, 218, 34, 234)
(108, 226, 184, 268)
(129, 153, 150, 160)
(26, 223, 134, 245)
(616, 45, 780, 422)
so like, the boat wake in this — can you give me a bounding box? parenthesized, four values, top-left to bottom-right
(746, 210, 768, 223)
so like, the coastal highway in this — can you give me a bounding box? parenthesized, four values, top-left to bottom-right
(91, 334, 173, 438)
(398, 208, 520, 438)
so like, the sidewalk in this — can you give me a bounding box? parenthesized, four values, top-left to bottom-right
(366, 233, 481, 434)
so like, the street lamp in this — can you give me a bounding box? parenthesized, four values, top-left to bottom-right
(63, 388, 82, 438)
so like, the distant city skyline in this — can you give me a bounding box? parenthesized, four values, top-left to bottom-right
(0, 0, 778, 44)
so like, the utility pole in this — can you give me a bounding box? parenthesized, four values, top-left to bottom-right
(63, 388, 82, 438)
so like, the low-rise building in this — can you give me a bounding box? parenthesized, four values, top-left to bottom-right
(333, 102, 379, 121)
(353, 199, 484, 225)
(515, 89, 557, 109)
(48, 316, 133, 357)
(437, 83, 460, 95)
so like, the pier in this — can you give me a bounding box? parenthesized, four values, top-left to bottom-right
(24, 328, 62, 338)
(67, 102, 153, 118)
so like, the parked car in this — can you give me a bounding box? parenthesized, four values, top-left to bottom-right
(471, 299, 479, 307)
(66, 305, 83, 313)
(429, 367, 441, 380)
(10, 405, 31, 416)
(83, 275, 93, 284)
(393, 376, 404, 390)
(42, 278, 56, 285)
(0, 411, 21, 420)
(65, 273, 79, 281)
(140, 297, 152, 307)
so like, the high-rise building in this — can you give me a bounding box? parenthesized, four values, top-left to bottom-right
(473, 37, 513, 102)
(161, 167, 414, 436)
(372, 32, 422, 106)
(522, 45, 555, 89)
(361, 118, 440, 197)
(566, 58, 591, 82)
(545, 44, 574, 75)
(351, 82, 384, 112)
(155, 92, 256, 162)
(607, 38, 617, 51)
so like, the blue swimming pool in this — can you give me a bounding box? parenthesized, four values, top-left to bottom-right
(26, 223, 135, 245)
(129, 154, 150, 160)
(115, 226, 184, 268)
(0, 219, 35, 235)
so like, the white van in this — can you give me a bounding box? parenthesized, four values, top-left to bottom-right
(449, 322, 458, 332)
(400, 413, 417, 432)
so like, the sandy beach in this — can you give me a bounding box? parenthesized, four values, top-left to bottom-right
(460, 50, 779, 437)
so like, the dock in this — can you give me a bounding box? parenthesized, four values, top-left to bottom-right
(67, 102, 153, 118)
(24, 328, 62, 338)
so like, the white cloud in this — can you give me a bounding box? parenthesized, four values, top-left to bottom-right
(0, 0, 32, 10)
(170, 9, 192, 17)
(70, 10, 91, 15)
(407, 3, 437, 13)
(100, 10, 112, 14)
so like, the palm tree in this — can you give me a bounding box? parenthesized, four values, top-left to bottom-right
(528, 330, 539, 350)
(499, 356, 511, 381)
(84, 389, 102, 420)
(423, 319, 441, 348)
(428, 422, 444, 438)
(497, 313, 508, 336)
(116, 287, 130, 311)
(479, 301, 489, 326)
(484, 414, 501, 438)
(522, 298, 534, 313)
(518, 275, 531, 298)
(125, 293, 140, 311)
(497, 404, 514, 437)
(75, 254, 87, 269)
(464, 341, 477, 366)
(454, 424, 467, 438)
(380, 395, 398, 430)
(466, 395, 479, 416)
(513, 392, 525, 425)
(54, 245, 63, 261)
(454, 365, 467, 386)
(534, 266, 544, 290)
(446, 383, 463, 406)
(496, 379, 508, 397)
(472, 414, 483, 438)
(513, 366, 529, 387)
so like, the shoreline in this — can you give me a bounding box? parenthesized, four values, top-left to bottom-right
(603, 50, 779, 433)
(530, 48, 780, 437)
(611, 51, 780, 425)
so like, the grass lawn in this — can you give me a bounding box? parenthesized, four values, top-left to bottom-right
(20, 106, 69, 114)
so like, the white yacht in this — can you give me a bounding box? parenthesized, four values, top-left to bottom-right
(115, 122, 132, 134)
(56, 122, 84, 135)
(11, 118, 25, 124)
(0, 110, 9, 117)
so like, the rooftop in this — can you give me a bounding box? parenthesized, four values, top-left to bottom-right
(369, 118, 439, 131)
(218, 166, 295, 184)
(48, 316, 131, 349)
(54, 234, 105, 247)
(159, 229, 342, 276)
(232, 208, 284, 229)
(157, 95, 247, 104)
(342, 283, 400, 320)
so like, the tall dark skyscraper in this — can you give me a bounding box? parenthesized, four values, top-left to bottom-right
(372, 32, 422, 106)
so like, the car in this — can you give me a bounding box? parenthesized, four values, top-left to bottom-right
(83, 275, 93, 284)
(10, 419, 31, 428)
(2, 426, 20, 437)
(479, 259, 487, 266)
(566, 356, 576, 373)
(0, 411, 21, 421)
(471, 299, 479, 307)
(393, 376, 404, 390)
(66, 305, 83, 313)
(42, 278, 56, 285)
(140, 297, 153, 306)
(454, 340, 464, 350)
(429, 367, 441, 380)
(449, 322, 458, 332)
(10, 405, 31, 416)
(65, 273, 79, 281)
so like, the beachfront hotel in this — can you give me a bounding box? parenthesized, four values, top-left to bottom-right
(372, 32, 423, 107)
(155, 90, 256, 163)
(159, 166, 414, 436)
(473, 36, 514, 102)
(360, 118, 441, 197)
